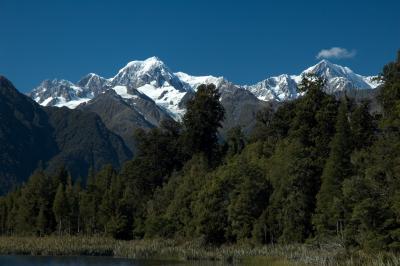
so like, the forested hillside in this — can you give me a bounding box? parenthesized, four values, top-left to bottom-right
(0, 52, 399, 251)
(0, 77, 131, 194)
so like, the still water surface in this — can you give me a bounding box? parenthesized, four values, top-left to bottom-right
(0, 255, 225, 266)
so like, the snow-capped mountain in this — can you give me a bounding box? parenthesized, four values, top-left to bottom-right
(110, 57, 190, 117)
(302, 59, 380, 93)
(30, 79, 94, 109)
(29, 57, 381, 119)
(77, 73, 111, 94)
(30, 73, 113, 109)
(244, 59, 381, 102)
(30, 57, 193, 118)
(244, 74, 299, 101)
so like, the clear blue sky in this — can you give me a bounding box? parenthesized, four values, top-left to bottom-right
(1, 0, 399, 92)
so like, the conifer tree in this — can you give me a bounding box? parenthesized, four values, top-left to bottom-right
(350, 101, 375, 150)
(192, 177, 228, 244)
(53, 184, 68, 235)
(14, 187, 36, 233)
(6, 191, 19, 235)
(378, 50, 400, 127)
(132, 119, 183, 189)
(226, 126, 246, 155)
(72, 179, 82, 234)
(227, 163, 270, 241)
(79, 190, 96, 235)
(183, 84, 225, 163)
(36, 205, 47, 236)
(164, 155, 209, 238)
(79, 167, 97, 234)
(313, 98, 353, 239)
(0, 199, 7, 235)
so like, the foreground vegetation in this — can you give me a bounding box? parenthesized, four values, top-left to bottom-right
(0, 236, 400, 265)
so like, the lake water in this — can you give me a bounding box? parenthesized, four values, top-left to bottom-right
(0, 255, 224, 266)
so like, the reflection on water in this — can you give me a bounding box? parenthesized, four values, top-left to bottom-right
(0, 256, 137, 266)
(0, 255, 227, 266)
(0, 255, 233, 266)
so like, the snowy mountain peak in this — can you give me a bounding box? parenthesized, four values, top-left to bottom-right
(78, 73, 109, 86)
(142, 56, 163, 64)
(43, 78, 75, 87)
(300, 60, 380, 93)
(109, 57, 188, 118)
(116, 56, 167, 76)
(244, 60, 381, 101)
(76, 73, 110, 97)
(30, 78, 93, 108)
(111, 56, 183, 89)
(304, 59, 352, 78)
(244, 74, 299, 101)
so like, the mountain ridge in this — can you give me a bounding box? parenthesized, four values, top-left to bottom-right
(0, 76, 132, 193)
(29, 58, 381, 119)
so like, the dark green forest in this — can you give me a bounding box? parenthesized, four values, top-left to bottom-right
(1, 52, 400, 252)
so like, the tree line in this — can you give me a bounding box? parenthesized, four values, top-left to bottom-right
(0, 51, 399, 251)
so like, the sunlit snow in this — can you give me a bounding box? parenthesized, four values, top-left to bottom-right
(31, 57, 382, 118)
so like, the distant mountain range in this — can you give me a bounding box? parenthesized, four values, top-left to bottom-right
(29, 57, 380, 118)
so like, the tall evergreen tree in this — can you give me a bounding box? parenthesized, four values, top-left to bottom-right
(53, 184, 68, 235)
(13, 169, 52, 235)
(226, 126, 246, 156)
(14, 186, 36, 234)
(36, 205, 47, 236)
(183, 84, 225, 163)
(313, 98, 353, 239)
(226, 160, 270, 241)
(132, 119, 183, 189)
(350, 101, 375, 150)
(378, 50, 400, 128)
(164, 155, 210, 238)
(0, 198, 7, 235)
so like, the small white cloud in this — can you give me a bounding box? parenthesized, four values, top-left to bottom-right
(316, 47, 356, 60)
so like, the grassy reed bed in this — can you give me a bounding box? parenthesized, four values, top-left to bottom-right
(0, 236, 399, 265)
